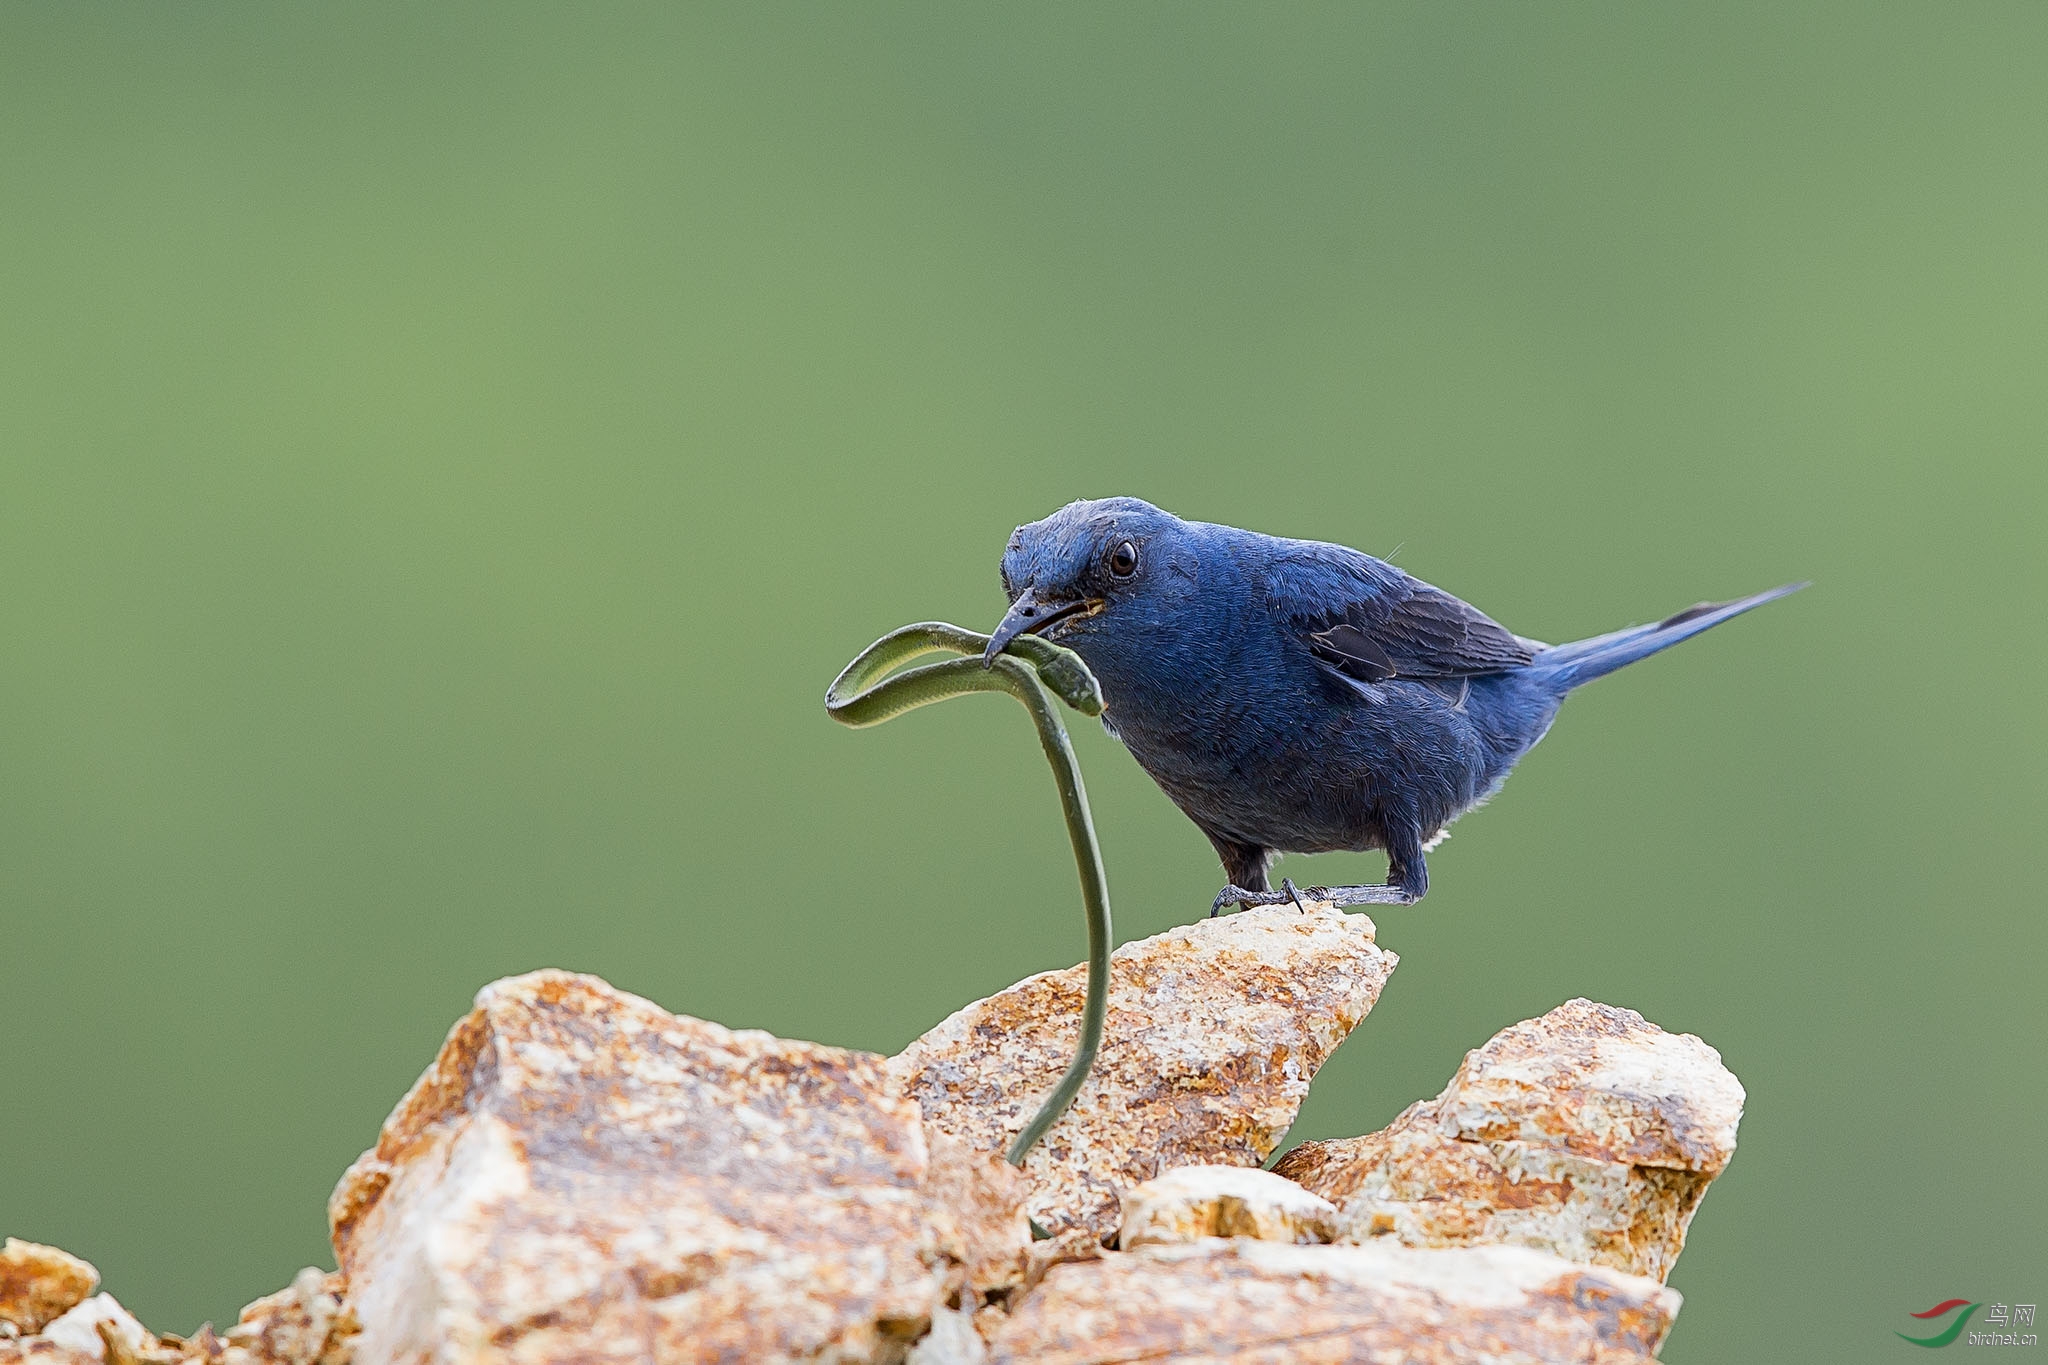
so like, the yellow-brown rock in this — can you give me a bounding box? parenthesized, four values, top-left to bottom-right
(1275, 997, 1742, 1281)
(216, 1270, 357, 1365)
(1116, 1165, 1339, 1250)
(1010, 1228, 1103, 1302)
(0, 1334, 95, 1365)
(0, 1268, 360, 1365)
(0, 1242, 99, 1335)
(0, 1267, 356, 1365)
(22, 1296, 151, 1365)
(329, 970, 1029, 1365)
(981, 1239, 1680, 1364)
(902, 1307, 984, 1365)
(891, 903, 1396, 1237)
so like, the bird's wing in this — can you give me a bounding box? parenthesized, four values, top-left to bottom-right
(1259, 543, 1535, 684)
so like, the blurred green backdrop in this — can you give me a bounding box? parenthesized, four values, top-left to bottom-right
(3, 6, 2043, 1360)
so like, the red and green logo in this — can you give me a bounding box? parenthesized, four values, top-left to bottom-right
(1898, 1300, 1979, 1348)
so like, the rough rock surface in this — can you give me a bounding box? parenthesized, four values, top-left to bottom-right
(891, 903, 1396, 1237)
(213, 1270, 358, 1365)
(1117, 1166, 1340, 1250)
(902, 1308, 984, 1365)
(0, 1242, 99, 1336)
(1275, 998, 1742, 1281)
(983, 1239, 1680, 1364)
(1010, 1229, 1103, 1302)
(329, 969, 1028, 1365)
(27, 1296, 151, 1365)
(6, 951, 1744, 1363)
(0, 1269, 355, 1365)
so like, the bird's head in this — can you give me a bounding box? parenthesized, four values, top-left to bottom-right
(985, 497, 1191, 666)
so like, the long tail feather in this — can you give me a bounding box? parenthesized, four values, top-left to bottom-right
(1528, 582, 1807, 692)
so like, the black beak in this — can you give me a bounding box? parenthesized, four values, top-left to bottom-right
(984, 587, 1098, 665)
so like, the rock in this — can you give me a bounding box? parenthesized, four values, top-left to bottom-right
(0, 1336, 95, 1365)
(1274, 998, 1743, 1282)
(891, 903, 1396, 1238)
(329, 969, 1028, 1365)
(0, 1329, 100, 1365)
(903, 1308, 985, 1365)
(982, 1239, 1680, 1364)
(0, 1267, 356, 1365)
(917, 1132, 1034, 1297)
(219, 1269, 357, 1365)
(7, 979, 1745, 1365)
(0, 1241, 99, 1335)
(1116, 1166, 1340, 1250)
(1011, 1228, 1103, 1301)
(35, 1297, 151, 1365)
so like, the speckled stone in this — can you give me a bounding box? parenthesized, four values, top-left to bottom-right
(983, 1239, 1680, 1364)
(0, 1242, 99, 1336)
(330, 970, 1029, 1365)
(1117, 1165, 1340, 1249)
(891, 902, 1397, 1238)
(1, 1265, 356, 1365)
(23, 1295, 150, 1365)
(217, 1269, 357, 1365)
(1275, 998, 1743, 1282)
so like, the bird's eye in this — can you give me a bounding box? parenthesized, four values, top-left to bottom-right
(1108, 541, 1138, 579)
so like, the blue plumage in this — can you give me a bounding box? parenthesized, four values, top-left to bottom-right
(983, 497, 1802, 914)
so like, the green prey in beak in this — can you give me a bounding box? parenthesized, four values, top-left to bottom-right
(983, 586, 1103, 665)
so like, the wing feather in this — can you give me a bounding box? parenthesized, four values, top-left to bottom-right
(1260, 542, 1534, 684)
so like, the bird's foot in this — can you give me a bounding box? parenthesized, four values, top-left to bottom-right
(1210, 880, 1418, 916)
(1299, 882, 1419, 908)
(1209, 878, 1319, 917)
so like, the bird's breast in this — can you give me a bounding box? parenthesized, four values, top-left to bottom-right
(1090, 647, 1320, 786)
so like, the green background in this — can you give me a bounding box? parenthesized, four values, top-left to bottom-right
(4, 7, 2042, 1359)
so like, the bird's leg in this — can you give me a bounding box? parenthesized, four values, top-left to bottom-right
(1207, 837, 1278, 917)
(1209, 877, 1320, 917)
(1299, 826, 1429, 908)
(1206, 830, 1432, 915)
(1386, 830, 1429, 900)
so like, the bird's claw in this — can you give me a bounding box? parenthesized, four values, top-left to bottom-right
(1208, 878, 1316, 917)
(1210, 884, 1265, 917)
(1209, 880, 1418, 916)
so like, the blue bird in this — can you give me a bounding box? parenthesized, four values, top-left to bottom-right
(983, 497, 1802, 917)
